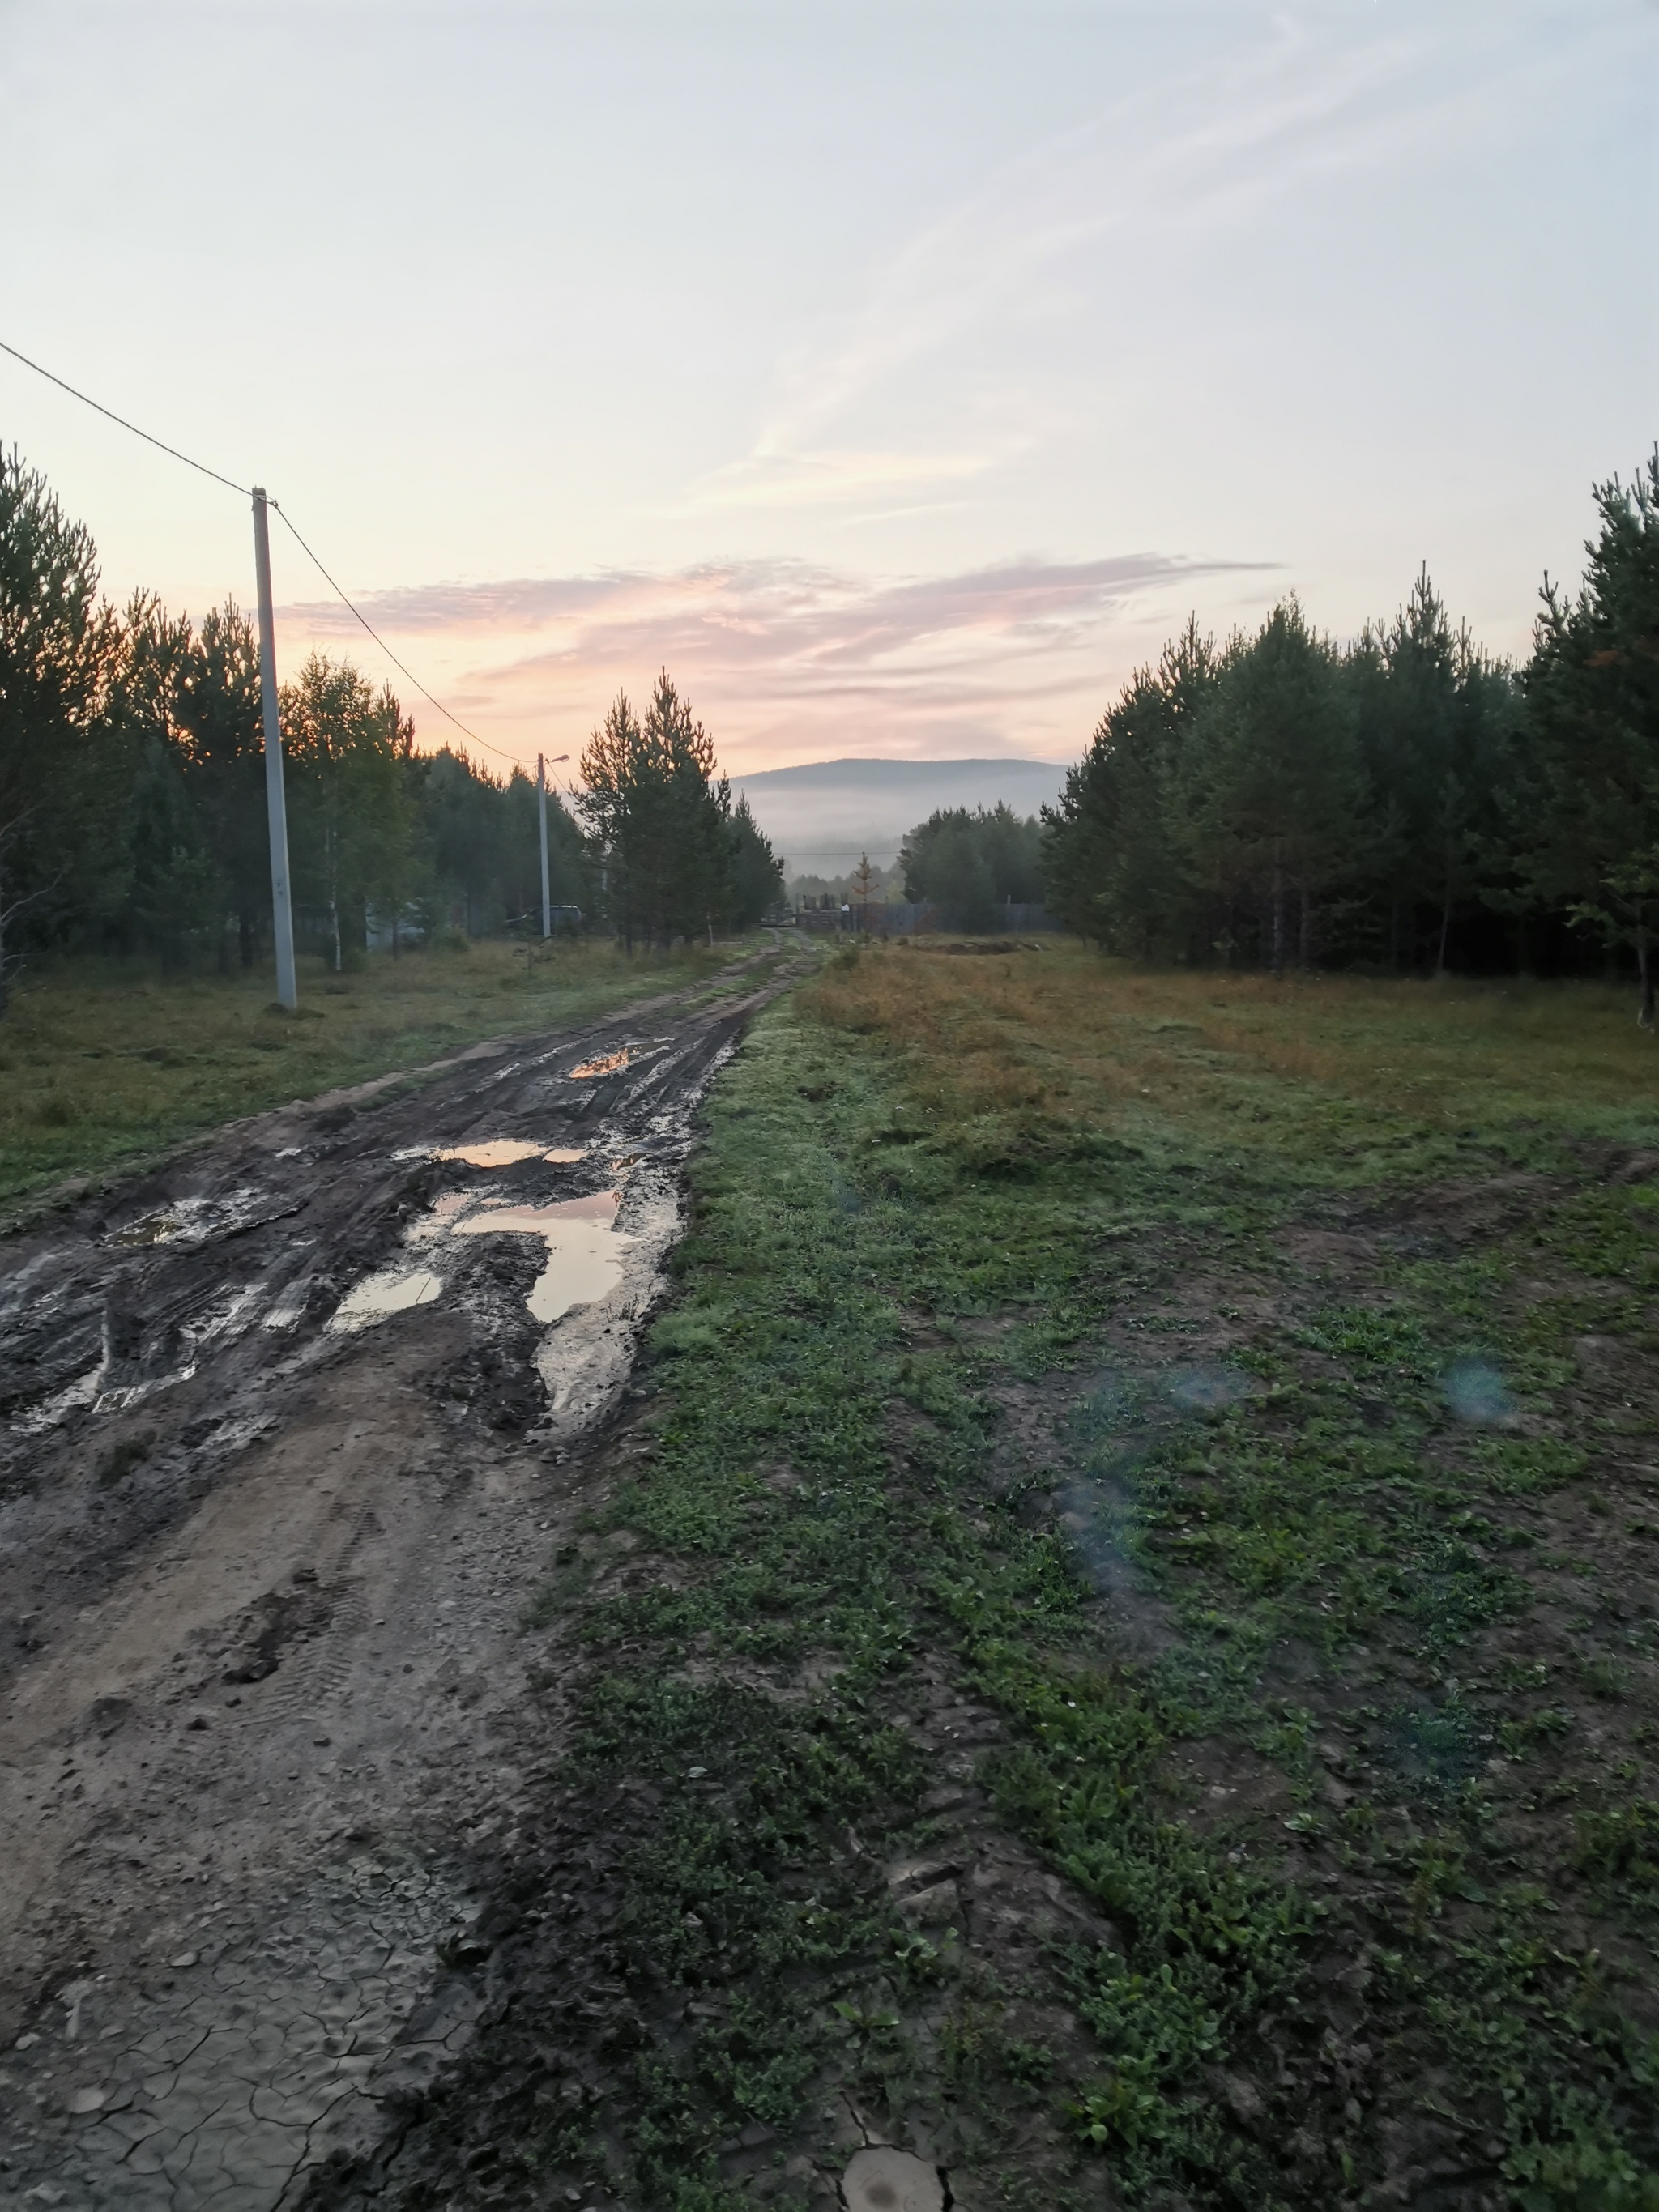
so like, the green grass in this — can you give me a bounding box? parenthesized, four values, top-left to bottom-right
(812, 941, 1659, 1173)
(506, 944, 1659, 2210)
(0, 935, 743, 1214)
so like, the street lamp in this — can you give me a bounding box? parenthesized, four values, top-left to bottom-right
(537, 752, 570, 938)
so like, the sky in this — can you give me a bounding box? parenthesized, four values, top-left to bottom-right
(1, 0, 1653, 779)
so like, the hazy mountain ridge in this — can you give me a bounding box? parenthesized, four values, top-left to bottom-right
(730, 755, 1069, 872)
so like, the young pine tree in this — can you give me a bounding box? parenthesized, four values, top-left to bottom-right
(729, 795, 783, 927)
(113, 593, 220, 968)
(1177, 601, 1360, 974)
(1041, 619, 1216, 955)
(0, 446, 122, 1011)
(182, 600, 269, 968)
(578, 672, 732, 947)
(1521, 448, 1659, 1024)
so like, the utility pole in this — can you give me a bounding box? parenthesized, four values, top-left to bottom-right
(251, 488, 298, 1010)
(537, 752, 569, 939)
(537, 753, 551, 939)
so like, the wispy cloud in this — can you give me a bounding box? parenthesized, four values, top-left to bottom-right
(667, 11, 1611, 530)
(680, 447, 999, 514)
(674, 28, 1429, 519)
(279, 547, 1277, 772)
(262, 12, 1623, 774)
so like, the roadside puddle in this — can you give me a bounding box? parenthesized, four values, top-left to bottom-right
(330, 1268, 444, 1330)
(569, 1047, 629, 1080)
(19, 1281, 271, 1428)
(329, 1184, 625, 1336)
(440, 1140, 587, 1167)
(391, 1142, 587, 1168)
(456, 1191, 624, 1321)
(842, 2146, 947, 2212)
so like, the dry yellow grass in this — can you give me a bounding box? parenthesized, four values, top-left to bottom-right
(804, 940, 1659, 1156)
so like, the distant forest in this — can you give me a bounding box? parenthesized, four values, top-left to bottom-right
(901, 803, 1045, 927)
(1043, 448, 1659, 1012)
(0, 446, 782, 1009)
(8, 437, 1652, 1009)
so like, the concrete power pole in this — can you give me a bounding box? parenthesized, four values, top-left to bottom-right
(251, 488, 298, 1010)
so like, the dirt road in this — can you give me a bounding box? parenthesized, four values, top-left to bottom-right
(0, 948, 800, 2210)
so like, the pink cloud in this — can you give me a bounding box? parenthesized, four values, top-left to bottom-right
(276, 550, 1277, 774)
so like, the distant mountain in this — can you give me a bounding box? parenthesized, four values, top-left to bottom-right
(729, 756, 1069, 872)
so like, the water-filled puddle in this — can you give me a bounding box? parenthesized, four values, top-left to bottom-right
(331, 1269, 443, 1329)
(569, 1047, 629, 1080)
(329, 1187, 625, 1335)
(457, 1191, 623, 1322)
(113, 1209, 185, 1249)
(438, 1140, 587, 1167)
(391, 1141, 587, 1168)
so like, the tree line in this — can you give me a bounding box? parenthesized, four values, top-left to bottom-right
(899, 803, 1045, 927)
(0, 445, 782, 1012)
(1042, 448, 1659, 1015)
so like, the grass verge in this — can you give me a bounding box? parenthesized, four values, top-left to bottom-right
(0, 936, 745, 1215)
(362, 944, 1659, 2212)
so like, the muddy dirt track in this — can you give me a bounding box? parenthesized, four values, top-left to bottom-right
(0, 947, 802, 2210)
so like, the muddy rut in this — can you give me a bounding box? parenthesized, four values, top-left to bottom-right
(0, 951, 800, 2210)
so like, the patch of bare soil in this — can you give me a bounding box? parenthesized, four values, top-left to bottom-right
(0, 952, 801, 2210)
(295, 1603, 1123, 2212)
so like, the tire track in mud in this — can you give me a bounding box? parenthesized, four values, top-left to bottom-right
(0, 948, 804, 2210)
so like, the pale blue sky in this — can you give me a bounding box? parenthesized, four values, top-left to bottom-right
(2, 0, 1653, 769)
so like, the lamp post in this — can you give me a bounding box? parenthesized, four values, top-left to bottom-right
(537, 752, 570, 937)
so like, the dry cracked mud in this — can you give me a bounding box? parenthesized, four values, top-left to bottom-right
(0, 948, 804, 2210)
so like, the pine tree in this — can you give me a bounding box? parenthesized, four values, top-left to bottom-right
(1041, 620, 1216, 955)
(577, 671, 734, 947)
(1521, 448, 1659, 1024)
(182, 600, 267, 968)
(1352, 569, 1517, 974)
(729, 795, 783, 927)
(113, 593, 220, 967)
(1178, 601, 1360, 973)
(0, 445, 121, 1012)
(902, 803, 1043, 931)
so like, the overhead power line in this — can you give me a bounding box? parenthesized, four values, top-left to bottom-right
(267, 503, 521, 768)
(0, 333, 530, 773)
(0, 336, 250, 498)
